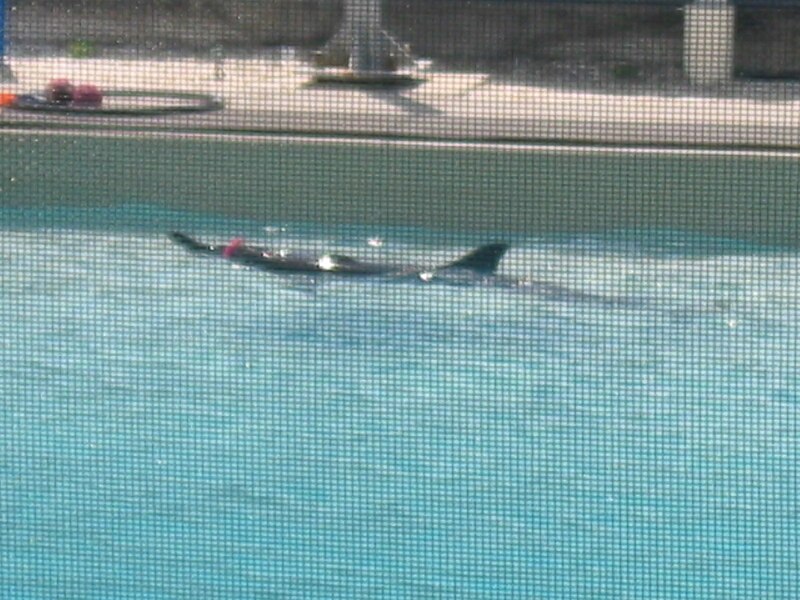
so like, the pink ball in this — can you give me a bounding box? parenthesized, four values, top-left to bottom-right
(72, 84, 103, 107)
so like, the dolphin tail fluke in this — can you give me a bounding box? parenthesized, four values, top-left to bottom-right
(442, 243, 509, 275)
(169, 231, 217, 255)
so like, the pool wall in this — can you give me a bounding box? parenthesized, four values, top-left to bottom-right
(2, 129, 799, 246)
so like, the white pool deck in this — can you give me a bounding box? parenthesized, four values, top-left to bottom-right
(3, 56, 800, 148)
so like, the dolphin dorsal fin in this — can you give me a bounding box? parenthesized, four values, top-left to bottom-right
(442, 243, 509, 275)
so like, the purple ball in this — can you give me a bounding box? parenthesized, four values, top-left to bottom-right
(73, 84, 103, 107)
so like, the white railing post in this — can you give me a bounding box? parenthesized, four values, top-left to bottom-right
(684, 0, 736, 84)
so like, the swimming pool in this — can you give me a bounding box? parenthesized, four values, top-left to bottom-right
(1, 201, 797, 598)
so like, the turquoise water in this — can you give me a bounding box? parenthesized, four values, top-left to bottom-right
(1, 206, 798, 598)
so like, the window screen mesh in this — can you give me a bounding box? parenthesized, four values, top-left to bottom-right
(1, 1, 798, 598)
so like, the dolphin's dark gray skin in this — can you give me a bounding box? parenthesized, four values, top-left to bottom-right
(168, 232, 646, 306)
(169, 232, 509, 280)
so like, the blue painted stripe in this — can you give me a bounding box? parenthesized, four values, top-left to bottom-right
(0, 0, 5, 57)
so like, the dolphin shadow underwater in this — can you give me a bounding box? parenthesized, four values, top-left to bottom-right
(167, 231, 666, 309)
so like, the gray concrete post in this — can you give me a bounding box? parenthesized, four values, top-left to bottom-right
(347, 0, 387, 74)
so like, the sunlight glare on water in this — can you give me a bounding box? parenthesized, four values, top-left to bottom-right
(0, 207, 798, 598)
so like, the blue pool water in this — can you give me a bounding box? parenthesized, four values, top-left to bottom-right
(1, 206, 798, 598)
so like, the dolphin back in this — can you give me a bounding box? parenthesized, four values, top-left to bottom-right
(441, 243, 509, 275)
(169, 232, 510, 278)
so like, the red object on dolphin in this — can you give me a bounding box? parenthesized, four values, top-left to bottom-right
(222, 238, 246, 259)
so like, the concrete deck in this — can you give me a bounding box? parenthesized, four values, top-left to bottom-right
(2, 56, 800, 147)
(4, 57, 800, 246)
